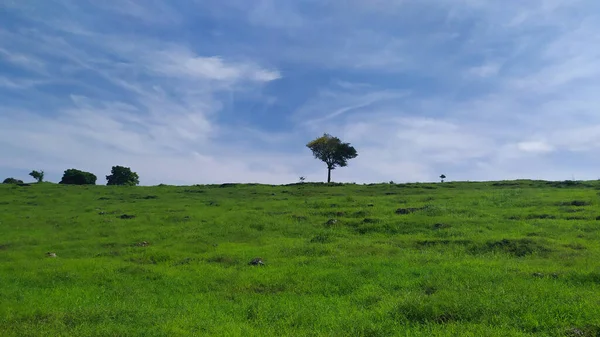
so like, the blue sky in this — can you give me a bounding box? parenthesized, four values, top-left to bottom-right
(2, 0, 600, 185)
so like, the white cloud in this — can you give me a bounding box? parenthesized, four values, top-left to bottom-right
(152, 50, 281, 82)
(0, 2, 286, 184)
(0, 48, 46, 72)
(4, 0, 600, 184)
(517, 141, 554, 153)
(295, 85, 409, 128)
(0, 106, 308, 185)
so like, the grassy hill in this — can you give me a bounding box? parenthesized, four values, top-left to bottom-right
(1, 180, 599, 336)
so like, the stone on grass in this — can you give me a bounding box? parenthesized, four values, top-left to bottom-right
(566, 327, 584, 337)
(46, 252, 57, 258)
(249, 257, 265, 266)
(325, 219, 338, 226)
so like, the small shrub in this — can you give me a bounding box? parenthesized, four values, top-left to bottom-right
(2, 178, 23, 184)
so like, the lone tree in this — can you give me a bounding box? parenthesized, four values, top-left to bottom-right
(60, 169, 97, 185)
(440, 174, 446, 183)
(106, 166, 139, 186)
(29, 170, 44, 183)
(306, 133, 358, 183)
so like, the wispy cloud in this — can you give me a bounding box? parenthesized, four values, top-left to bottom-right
(2, 0, 600, 184)
(152, 51, 281, 82)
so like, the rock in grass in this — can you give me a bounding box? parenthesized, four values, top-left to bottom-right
(135, 241, 150, 247)
(46, 252, 57, 258)
(248, 258, 265, 266)
(325, 219, 338, 226)
(566, 327, 585, 337)
(119, 214, 136, 219)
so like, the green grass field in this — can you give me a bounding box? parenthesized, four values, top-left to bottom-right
(1, 180, 600, 336)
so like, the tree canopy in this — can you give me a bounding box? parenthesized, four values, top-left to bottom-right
(29, 170, 44, 183)
(106, 166, 140, 186)
(306, 133, 358, 183)
(60, 169, 97, 185)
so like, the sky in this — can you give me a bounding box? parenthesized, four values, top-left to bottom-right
(2, 0, 600, 185)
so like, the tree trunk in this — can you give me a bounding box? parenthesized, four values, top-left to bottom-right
(327, 167, 331, 183)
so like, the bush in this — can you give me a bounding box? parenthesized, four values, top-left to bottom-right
(106, 166, 139, 186)
(59, 169, 97, 185)
(2, 178, 23, 184)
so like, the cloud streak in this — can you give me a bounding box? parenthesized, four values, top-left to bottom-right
(2, 0, 600, 184)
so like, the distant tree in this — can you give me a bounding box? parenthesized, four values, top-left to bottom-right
(2, 178, 23, 184)
(59, 169, 97, 185)
(106, 166, 139, 186)
(29, 170, 44, 183)
(306, 133, 358, 183)
(299, 176, 306, 184)
(440, 174, 446, 183)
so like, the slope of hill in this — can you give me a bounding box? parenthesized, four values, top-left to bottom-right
(1, 180, 599, 336)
